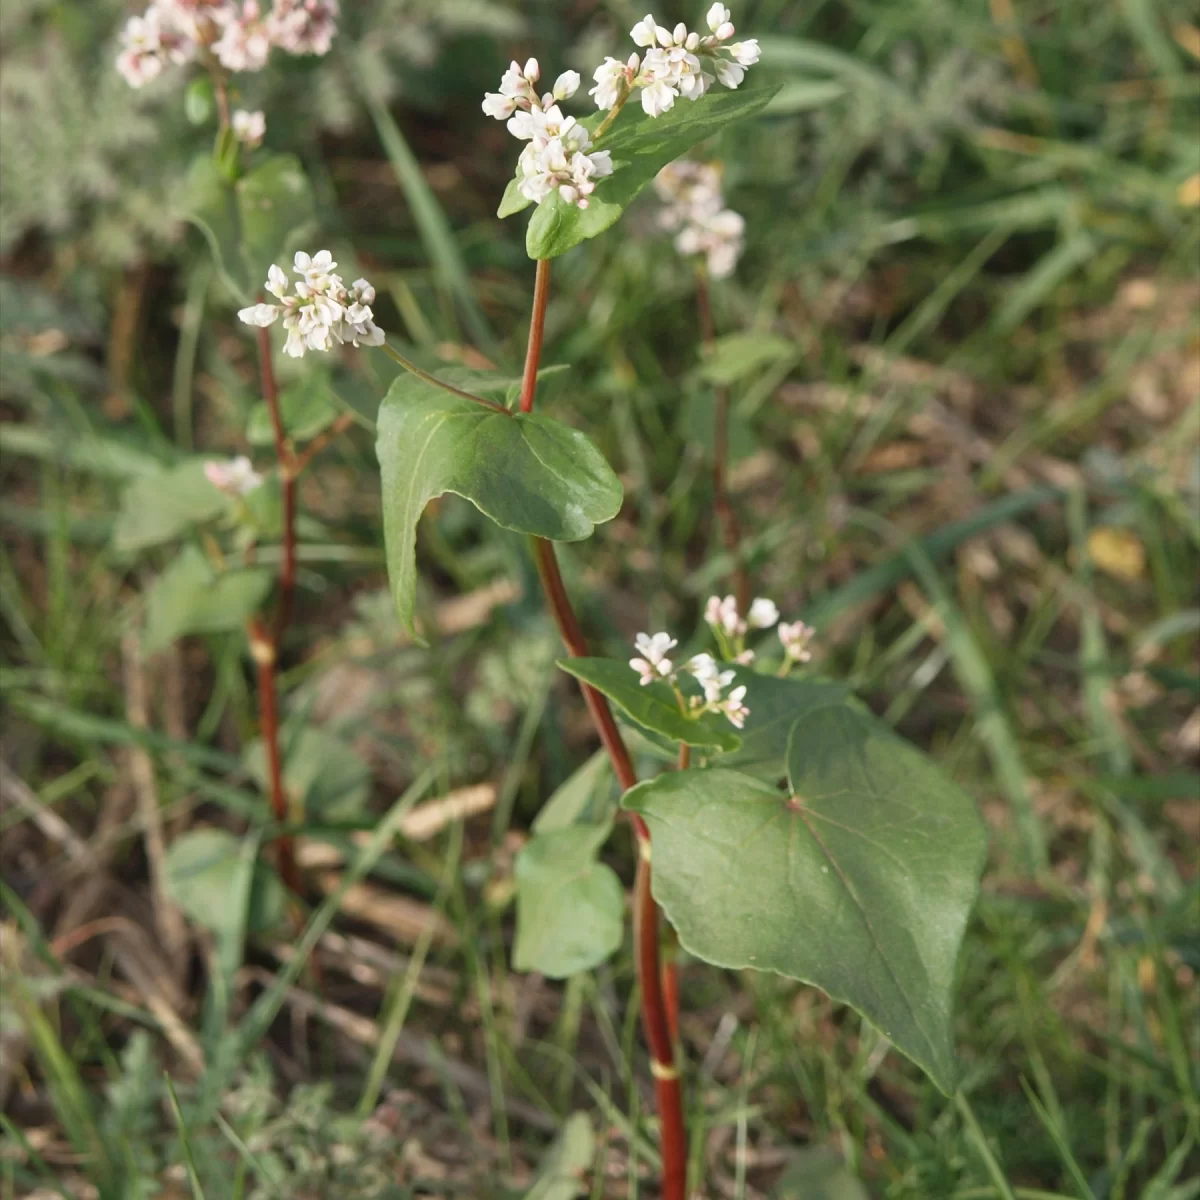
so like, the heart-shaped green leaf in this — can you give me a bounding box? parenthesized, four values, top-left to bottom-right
(113, 459, 230, 555)
(376, 372, 622, 635)
(556, 658, 742, 752)
(185, 153, 317, 302)
(623, 703, 987, 1092)
(143, 546, 272, 653)
(514, 825, 624, 978)
(720, 670, 849, 781)
(520, 86, 780, 260)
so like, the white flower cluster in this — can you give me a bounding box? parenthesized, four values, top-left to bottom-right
(237, 251, 384, 358)
(654, 159, 744, 278)
(629, 632, 750, 729)
(116, 0, 339, 89)
(704, 594, 815, 671)
(482, 60, 612, 210)
(590, 4, 760, 119)
(232, 108, 266, 146)
(204, 455, 263, 495)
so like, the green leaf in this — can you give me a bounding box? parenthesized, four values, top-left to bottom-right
(532, 749, 614, 833)
(245, 726, 370, 822)
(774, 1147, 869, 1200)
(522, 86, 780, 260)
(623, 703, 987, 1093)
(113, 459, 229, 554)
(497, 174, 532, 219)
(556, 657, 742, 752)
(700, 333, 797, 386)
(163, 828, 287, 938)
(247, 372, 338, 446)
(185, 153, 316, 302)
(143, 547, 271, 654)
(720, 670, 849, 781)
(525, 1112, 595, 1200)
(376, 372, 622, 635)
(514, 825, 623, 978)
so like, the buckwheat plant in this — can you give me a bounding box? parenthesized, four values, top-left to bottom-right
(120, 5, 986, 1197)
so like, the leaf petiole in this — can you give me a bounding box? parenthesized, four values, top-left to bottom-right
(379, 341, 511, 415)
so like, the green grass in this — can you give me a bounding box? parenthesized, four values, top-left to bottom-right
(1, 0, 1198, 1195)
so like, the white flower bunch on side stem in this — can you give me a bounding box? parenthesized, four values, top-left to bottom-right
(627, 633, 752, 729)
(654, 159, 745, 278)
(116, 0, 340, 89)
(590, 4, 761, 119)
(482, 59, 612, 210)
(238, 251, 384, 358)
(204, 455, 263, 495)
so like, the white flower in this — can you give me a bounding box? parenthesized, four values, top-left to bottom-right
(734, 649, 755, 664)
(631, 14, 662, 47)
(660, 163, 745, 278)
(267, 0, 340, 57)
(707, 4, 732, 33)
(630, 631, 678, 685)
(590, 54, 636, 110)
(212, 2, 272, 73)
(729, 39, 760, 66)
(704, 594, 744, 637)
(237, 303, 279, 327)
(778, 620, 815, 663)
(115, 4, 196, 88)
(232, 108, 266, 146)
(482, 92, 517, 120)
(719, 684, 749, 728)
(204, 455, 263, 496)
(747, 597, 779, 629)
(640, 75, 678, 117)
(713, 57, 745, 88)
(552, 70, 581, 100)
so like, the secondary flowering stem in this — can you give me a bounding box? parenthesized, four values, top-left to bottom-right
(592, 86, 630, 140)
(695, 264, 749, 612)
(523, 289, 686, 1199)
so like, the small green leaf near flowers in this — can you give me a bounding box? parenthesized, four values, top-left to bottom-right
(556, 657, 742, 751)
(113, 459, 232, 554)
(523, 86, 780, 260)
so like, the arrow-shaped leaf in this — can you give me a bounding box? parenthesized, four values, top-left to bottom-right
(376, 372, 622, 635)
(623, 703, 986, 1092)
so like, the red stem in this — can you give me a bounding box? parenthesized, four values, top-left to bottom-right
(248, 618, 300, 895)
(519, 259, 552, 414)
(523, 268, 686, 1200)
(695, 268, 750, 612)
(253, 327, 300, 894)
(257, 325, 296, 639)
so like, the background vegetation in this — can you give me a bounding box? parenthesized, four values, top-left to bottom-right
(1, 0, 1197, 1196)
